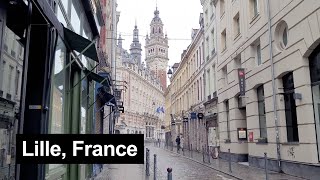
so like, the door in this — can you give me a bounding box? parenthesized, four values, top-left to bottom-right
(312, 84, 320, 161)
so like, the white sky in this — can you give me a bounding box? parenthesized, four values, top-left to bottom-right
(117, 0, 203, 67)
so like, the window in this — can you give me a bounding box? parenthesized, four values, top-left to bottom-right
(196, 50, 199, 68)
(282, 72, 299, 142)
(223, 65, 228, 85)
(275, 21, 289, 51)
(309, 47, 320, 159)
(197, 80, 200, 101)
(251, 0, 259, 18)
(207, 69, 211, 99)
(211, 28, 215, 55)
(283, 27, 288, 47)
(212, 65, 216, 92)
(15, 70, 20, 95)
(70, 0, 81, 34)
(49, 37, 66, 135)
(200, 78, 203, 101)
(226, 100, 230, 140)
(0, 61, 6, 91)
(233, 13, 240, 37)
(220, 0, 225, 16)
(8, 66, 14, 94)
(221, 29, 226, 51)
(256, 43, 262, 65)
(257, 85, 267, 138)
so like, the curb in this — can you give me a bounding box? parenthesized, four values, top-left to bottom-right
(157, 146, 242, 180)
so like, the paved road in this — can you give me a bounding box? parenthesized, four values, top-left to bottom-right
(96, 144, 235, 180)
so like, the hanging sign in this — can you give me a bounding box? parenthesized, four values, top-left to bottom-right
(238, 68, 246, 96)
(190, 112, 197, 119)
(197, 113, 204, 119)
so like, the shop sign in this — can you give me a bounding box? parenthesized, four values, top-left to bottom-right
(197, 113, 204, 119)
(190, 112, 197, 119)
(238, 68, 246, 96)
(237, 128, 247, 140)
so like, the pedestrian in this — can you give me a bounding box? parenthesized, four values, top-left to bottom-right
(158, 138, 161, 147)
(180, 136, 184, 152)
(175, 136, 180, 153)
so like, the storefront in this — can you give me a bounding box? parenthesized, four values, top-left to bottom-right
(0, 0, 110, 179)
(203, 96, 218, 158)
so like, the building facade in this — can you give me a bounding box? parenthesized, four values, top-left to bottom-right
(212, 0, 320, 178)
(0, 0, 113, 179)
(114, 22, 166, 141)
(201, 0, 219, 155)
(167, 14, 207, 151)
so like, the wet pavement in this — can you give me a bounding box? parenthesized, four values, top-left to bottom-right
(95, 144, 236, 180)
(95, 143, 307, 180)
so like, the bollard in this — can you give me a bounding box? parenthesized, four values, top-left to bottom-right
(207, 146, 211, 164)
(167, 168, 172, 180)
(171, 141, 173, 151)
(228, 149, 232, 173)
(202, 146, 205, 162)
(154, 154, 157, 180)
(146, 148, 150, 176)
(264, 153, 269, 180)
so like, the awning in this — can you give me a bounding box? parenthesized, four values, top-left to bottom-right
(84, 69, 111, 87)
(6, 0, 28, 39)
(63, 27, 99, 62)
(97, 87, 116, 105)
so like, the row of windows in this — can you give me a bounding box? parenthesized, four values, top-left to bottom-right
(218, 0, 288, 54)
(224, 72, 299, 143)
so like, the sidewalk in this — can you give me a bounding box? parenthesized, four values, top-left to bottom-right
(159, 144, 306, 180)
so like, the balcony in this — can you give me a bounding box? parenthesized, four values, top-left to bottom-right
(212, 91, 217, 98)
(207, 95, 211, 101)
(11, 50, 16, 58)
(210, 13, 214, 21)
(211, 48, 216, 56)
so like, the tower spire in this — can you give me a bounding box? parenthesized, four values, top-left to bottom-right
(135, 18, 137, 28)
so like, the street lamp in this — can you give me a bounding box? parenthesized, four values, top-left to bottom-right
(167, 68, 173, 79)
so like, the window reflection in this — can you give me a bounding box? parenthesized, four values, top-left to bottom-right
(71, 0, 81, 34)
(49, 37, 66, 135)
(0, 25, 24, 179)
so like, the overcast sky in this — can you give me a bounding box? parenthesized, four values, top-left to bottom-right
(117, 0, 202, 67)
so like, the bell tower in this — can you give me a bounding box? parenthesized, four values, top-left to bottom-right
(130, 22, 142, 64)
(145, 6, 169, 90)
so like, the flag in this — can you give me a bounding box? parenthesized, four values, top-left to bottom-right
(160, 107, 165, 113)
(156, 107, 160, 113)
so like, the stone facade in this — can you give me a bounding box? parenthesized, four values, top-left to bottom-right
(166, 14, 208, 151)
(212, 0, 320, 178)
(114, 8, 168, 141)
(145, 7, 169, 91)
(165, 0, 320, 178)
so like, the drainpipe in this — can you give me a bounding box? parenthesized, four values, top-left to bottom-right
(266, 0, 282, 172)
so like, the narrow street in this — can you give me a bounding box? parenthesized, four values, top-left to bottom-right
(95, 143, 307, 180)
(95, 144, 236, 180)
